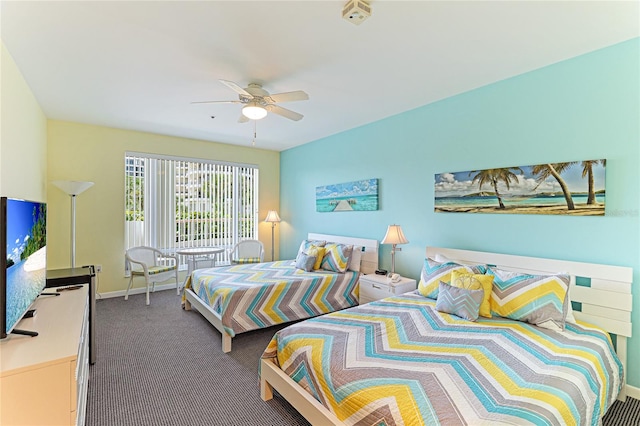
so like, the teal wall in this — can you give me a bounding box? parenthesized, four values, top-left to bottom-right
(280, 39, 640, 387)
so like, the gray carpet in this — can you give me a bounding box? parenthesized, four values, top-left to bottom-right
(87, 289, 639, 425)
(87, 289, 309, 426)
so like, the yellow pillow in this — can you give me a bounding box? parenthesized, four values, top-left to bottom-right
(306, 245, 326, 270)
(450, 270, 493, 318)
(417, 258, 484, 299)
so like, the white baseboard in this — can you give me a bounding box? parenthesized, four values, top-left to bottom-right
(626, 384, 640, 400)
(97, 283, 180, 300)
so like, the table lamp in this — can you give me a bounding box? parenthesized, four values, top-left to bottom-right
(381, 224, 408, 274)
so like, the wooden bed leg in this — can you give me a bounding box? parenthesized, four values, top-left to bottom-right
(260, 374, 274, 401)
(184, 299, 191, 311)
(222, 333, 232, 353)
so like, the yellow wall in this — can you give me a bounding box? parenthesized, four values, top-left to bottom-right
(0, 41, 47, 201)
(47, 121, 280, 293)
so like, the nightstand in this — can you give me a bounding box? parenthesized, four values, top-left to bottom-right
(359, 274, 417, 304)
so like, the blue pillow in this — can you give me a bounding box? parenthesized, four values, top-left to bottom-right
(435, 281, 484, 322)
(295, 253, 316, 272)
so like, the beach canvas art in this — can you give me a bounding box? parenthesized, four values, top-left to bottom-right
(316, 178, 378, 212)
(435, 160, 606, 216)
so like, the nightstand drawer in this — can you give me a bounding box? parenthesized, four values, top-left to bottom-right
(358, 274, 417, 304)
(360, 279, 393, 303)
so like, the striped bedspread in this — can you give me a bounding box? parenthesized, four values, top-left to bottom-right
(185, 260, 359, 337)
(262, 291, 623, 426)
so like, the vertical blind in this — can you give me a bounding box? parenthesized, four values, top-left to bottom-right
(124, 153, 259, 267)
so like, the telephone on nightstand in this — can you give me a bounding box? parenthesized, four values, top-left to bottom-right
(388, 273, 401, 283)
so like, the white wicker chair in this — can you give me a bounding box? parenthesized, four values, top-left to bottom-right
(125, 246, 179, 305)
(228, 240, 265, 264)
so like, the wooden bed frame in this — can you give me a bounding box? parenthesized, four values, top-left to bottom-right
(183, 233, 379, 353)
(260, 247, 633, 426)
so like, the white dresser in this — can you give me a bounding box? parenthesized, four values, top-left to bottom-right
(1, 286, 89, 426)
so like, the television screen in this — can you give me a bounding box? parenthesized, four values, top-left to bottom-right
(1, 197, 47, 338)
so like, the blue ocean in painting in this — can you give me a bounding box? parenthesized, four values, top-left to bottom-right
(316, 194, 378, 212)
(435, 193, 605, 208)
(316, 178, 378, 212)
(5, 257, 46, 333)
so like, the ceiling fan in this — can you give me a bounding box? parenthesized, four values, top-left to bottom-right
(193, 80, 309, 122)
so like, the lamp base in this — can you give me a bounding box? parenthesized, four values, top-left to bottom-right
(390, 244, 396, 274)
(271, 223, 276, 261)
(389, 244, 403, 274)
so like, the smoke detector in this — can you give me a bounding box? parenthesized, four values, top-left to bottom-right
(342, 0, 371, 25)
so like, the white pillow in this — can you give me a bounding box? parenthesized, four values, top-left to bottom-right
(349, 246, 362, 272)
(565, 287, 577, 324)
(434, 253, 485, 269)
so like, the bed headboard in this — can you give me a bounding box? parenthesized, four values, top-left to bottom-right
(426, 246, 633, 400)
(308, 233, 379, 275)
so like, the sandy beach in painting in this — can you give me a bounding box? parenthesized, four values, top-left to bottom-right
(434, 160, 606, 217)
(435, 204, 604, 216)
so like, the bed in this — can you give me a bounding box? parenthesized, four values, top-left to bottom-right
(260, 247, 633, 425)
(182, 233, 379, 352)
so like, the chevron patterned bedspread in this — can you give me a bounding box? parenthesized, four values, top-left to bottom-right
(262, 291, 623, 426)
(186, 260, 359, 337)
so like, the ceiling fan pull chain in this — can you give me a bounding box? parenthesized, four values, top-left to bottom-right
(252, 120, 257, 146)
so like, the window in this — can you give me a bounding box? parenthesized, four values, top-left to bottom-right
(125, 153, 259, 267)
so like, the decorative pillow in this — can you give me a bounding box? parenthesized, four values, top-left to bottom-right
(348, 246, 362, 272)
(417, 258, 485, 299)
(562, 274, 577, 324)
(296, 239, 326, 261)
(295, 253, 316, 272)
(305, 246, 326, 270)
(435, 281, 484, 322)
(565, 296, 577, 324)
(487, 267, 570, 331)
(450, 270, 493, 318)
(321, 243, 354, 273)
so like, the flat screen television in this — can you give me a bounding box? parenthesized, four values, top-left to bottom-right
(0, 197, 47, 339)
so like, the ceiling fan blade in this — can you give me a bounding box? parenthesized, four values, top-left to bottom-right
(238, 114, 250, 123)
(265, 104, 303, 121)
(267, 90, 309, 104)
(219, 79, 253, 98)
(191, 100, 241, 104)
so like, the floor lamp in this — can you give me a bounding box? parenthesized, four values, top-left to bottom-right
(52, 180, 94, 268)
(264, 210, 281, 261)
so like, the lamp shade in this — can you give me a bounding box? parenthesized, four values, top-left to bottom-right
(381, 224, 408, 245)
(242, 101, 267, 120)
(264, 210, 281, 223)
(52, 180, 94, 196)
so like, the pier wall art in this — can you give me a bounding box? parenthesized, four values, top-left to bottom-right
(434, 160, 606, 216)
(316, 178, 378, 212)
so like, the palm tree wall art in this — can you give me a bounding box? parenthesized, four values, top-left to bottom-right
(435, 159, 606, 216)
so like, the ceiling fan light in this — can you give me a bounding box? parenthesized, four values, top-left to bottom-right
(242, 102, 267, 120)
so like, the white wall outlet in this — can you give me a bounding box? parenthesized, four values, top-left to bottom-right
(95, 264, 102, 273)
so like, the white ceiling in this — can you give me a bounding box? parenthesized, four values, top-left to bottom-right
(1, 1, 638, 151)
